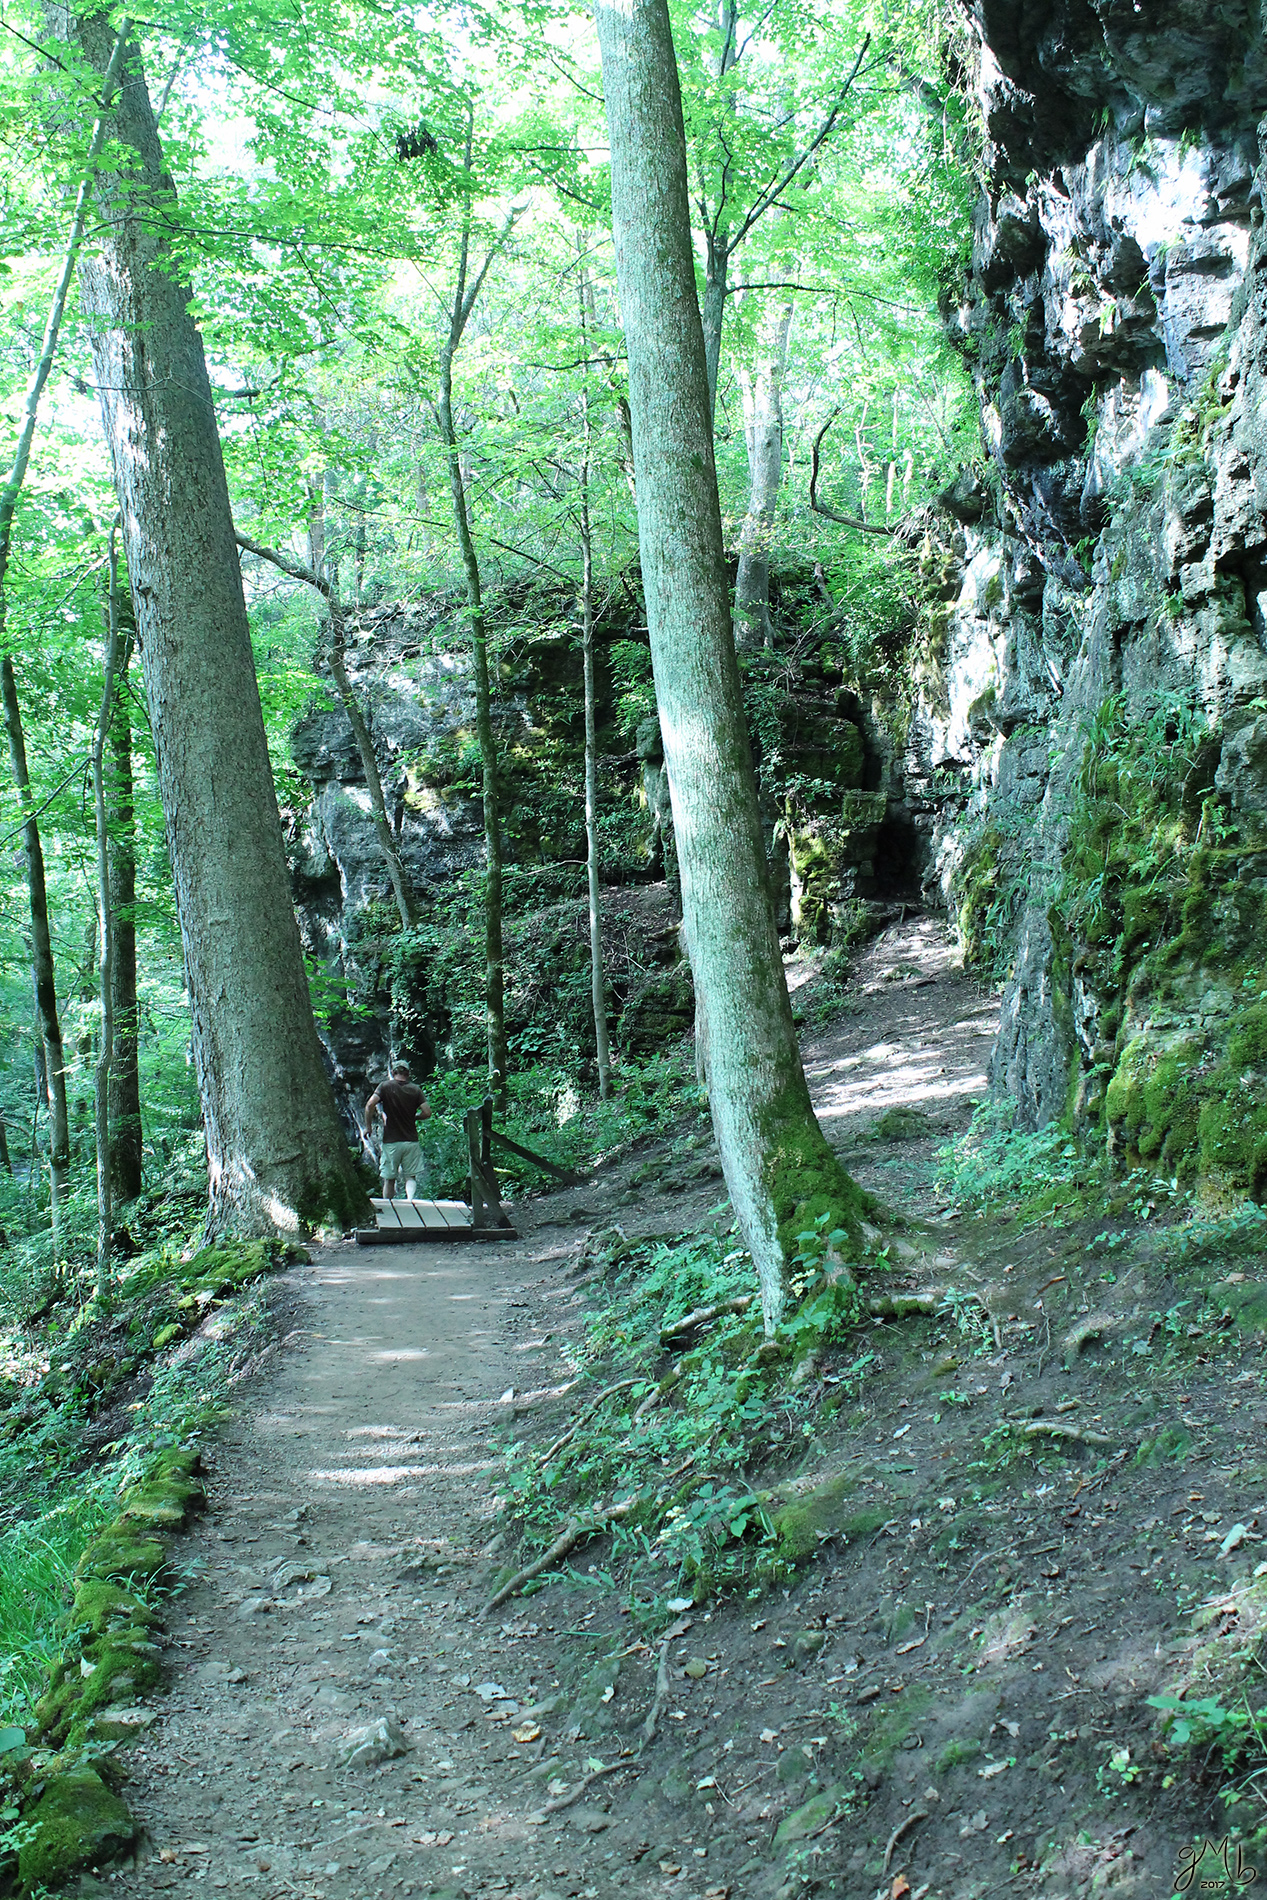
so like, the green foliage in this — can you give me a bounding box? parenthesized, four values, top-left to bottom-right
(0, 1240, 288, 1732)
(496, 1223, 876, 1604)
(937, 1100, 1104, 1220)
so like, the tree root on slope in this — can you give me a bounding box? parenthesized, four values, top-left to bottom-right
(659, 1295, 752, 1346)
(536, 1630, 675, 1816)
(483, 1497, 639, 1615)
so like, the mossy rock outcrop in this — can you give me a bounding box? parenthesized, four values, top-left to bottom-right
(1105, 1000, 1267, 1199)
(17, 1766, 136, 1890)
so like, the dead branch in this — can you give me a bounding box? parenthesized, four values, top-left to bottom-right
(810, 411, 895, 536)
(640, 1631, 674, 1748)
(541, 1756, 631, 1813)
(883, 1808, 928, 1872)
(659, 1295, 752, 1346)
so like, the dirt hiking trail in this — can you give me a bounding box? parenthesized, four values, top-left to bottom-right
(91, 920, 1258, 1900)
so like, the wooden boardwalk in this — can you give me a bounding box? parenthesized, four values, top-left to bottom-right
(356, 1196, 518, 1245)
(353, 1095, 577, 1245)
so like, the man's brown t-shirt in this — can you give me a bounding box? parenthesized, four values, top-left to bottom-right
(379, 1081, 423, 1143)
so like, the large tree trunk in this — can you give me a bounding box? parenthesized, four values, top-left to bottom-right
(593, 0, 868, 1330)
(108, 637, 143, 1202)
(2, 657, 71, 1231)
(734, 297, 794, 652)
(578, 254, 612, 1101)
(64, 12, 367, 1236)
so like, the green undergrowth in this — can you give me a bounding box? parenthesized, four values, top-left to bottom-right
(493, 1221, 888, 1610)
(1139, 1570, 1267, 1861)
(393, 1049, 707, 1200)
(936, 1099, 1108, 1223)
(0, 1239, 298, 1735)
(0, 1237, 298, 1894)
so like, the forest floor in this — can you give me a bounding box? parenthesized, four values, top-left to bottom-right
(88, 917, 1265, 1900)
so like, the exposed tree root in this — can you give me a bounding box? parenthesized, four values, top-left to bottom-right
(538, 1629, 675, 1815)
(1022, 1420, 1113, 1448)
(483, 1497, 638, 1615)
(883, 1808, 928, 1871)
(659, 1295, 752, 1346)
(867, 1286, 1000, 1345)
(640, 1631, 674, 1748)
(538, 1379, 641, 1465)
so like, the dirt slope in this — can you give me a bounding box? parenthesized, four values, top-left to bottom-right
(91, 920, 1262, 1900)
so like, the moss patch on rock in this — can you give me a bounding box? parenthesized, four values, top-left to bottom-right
(17, 1766, 136, 1890)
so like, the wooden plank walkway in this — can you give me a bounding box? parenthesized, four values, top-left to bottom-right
(355, 1196, 518, 1246)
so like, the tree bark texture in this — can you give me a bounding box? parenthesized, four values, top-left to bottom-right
(579, 412, 612, 1099)
(593, 0, 867, 1330)
(2, 655, 70, 1224)
(107, 637, 143, 1201)
(734, 296, 794, 651)
(91, 529, 122, 1294)
(64, 12, 367, 1235)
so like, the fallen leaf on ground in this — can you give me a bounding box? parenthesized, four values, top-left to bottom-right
(512, 1722, 541, 1743)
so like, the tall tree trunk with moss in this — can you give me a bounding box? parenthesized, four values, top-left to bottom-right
(435, 148, 515, 1105)
(593, 0, 869, 1329)
(107, 635, 143, 1201)
(62, 9, 367, 1236)
(734, 296, 794, 652)
(578, 260, 612, 1099)
(91, 530, 123, 1294)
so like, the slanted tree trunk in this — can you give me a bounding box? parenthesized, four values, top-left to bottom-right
(577, 266, 612, 1099)
(91, 528, 123, 1295)
(235, 532, 419, 932)
(593, 0, 869, 1330)
(63, 10, 367, 1236)
(2, 659, 71, 1233)
(108, 634, 143, 1201)
(734, 296, 794, 652)
(435, 140, 515, 1105)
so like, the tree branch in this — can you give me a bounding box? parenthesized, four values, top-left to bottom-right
(809, 410, 894, 537)
(728, 35, 870, 255)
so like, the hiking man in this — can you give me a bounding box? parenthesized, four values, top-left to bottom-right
(365, 1062, 431, 1201)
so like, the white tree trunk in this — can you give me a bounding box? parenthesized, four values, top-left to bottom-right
(65, 11, 367, 1236)
(734, 297, 794, 651)
(593, 0, 867, 1330)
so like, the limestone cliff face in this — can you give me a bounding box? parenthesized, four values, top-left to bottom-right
(917, 2, 1267, 1196)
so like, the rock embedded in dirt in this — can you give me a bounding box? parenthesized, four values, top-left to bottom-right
(341, 1715, 411, 1768)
